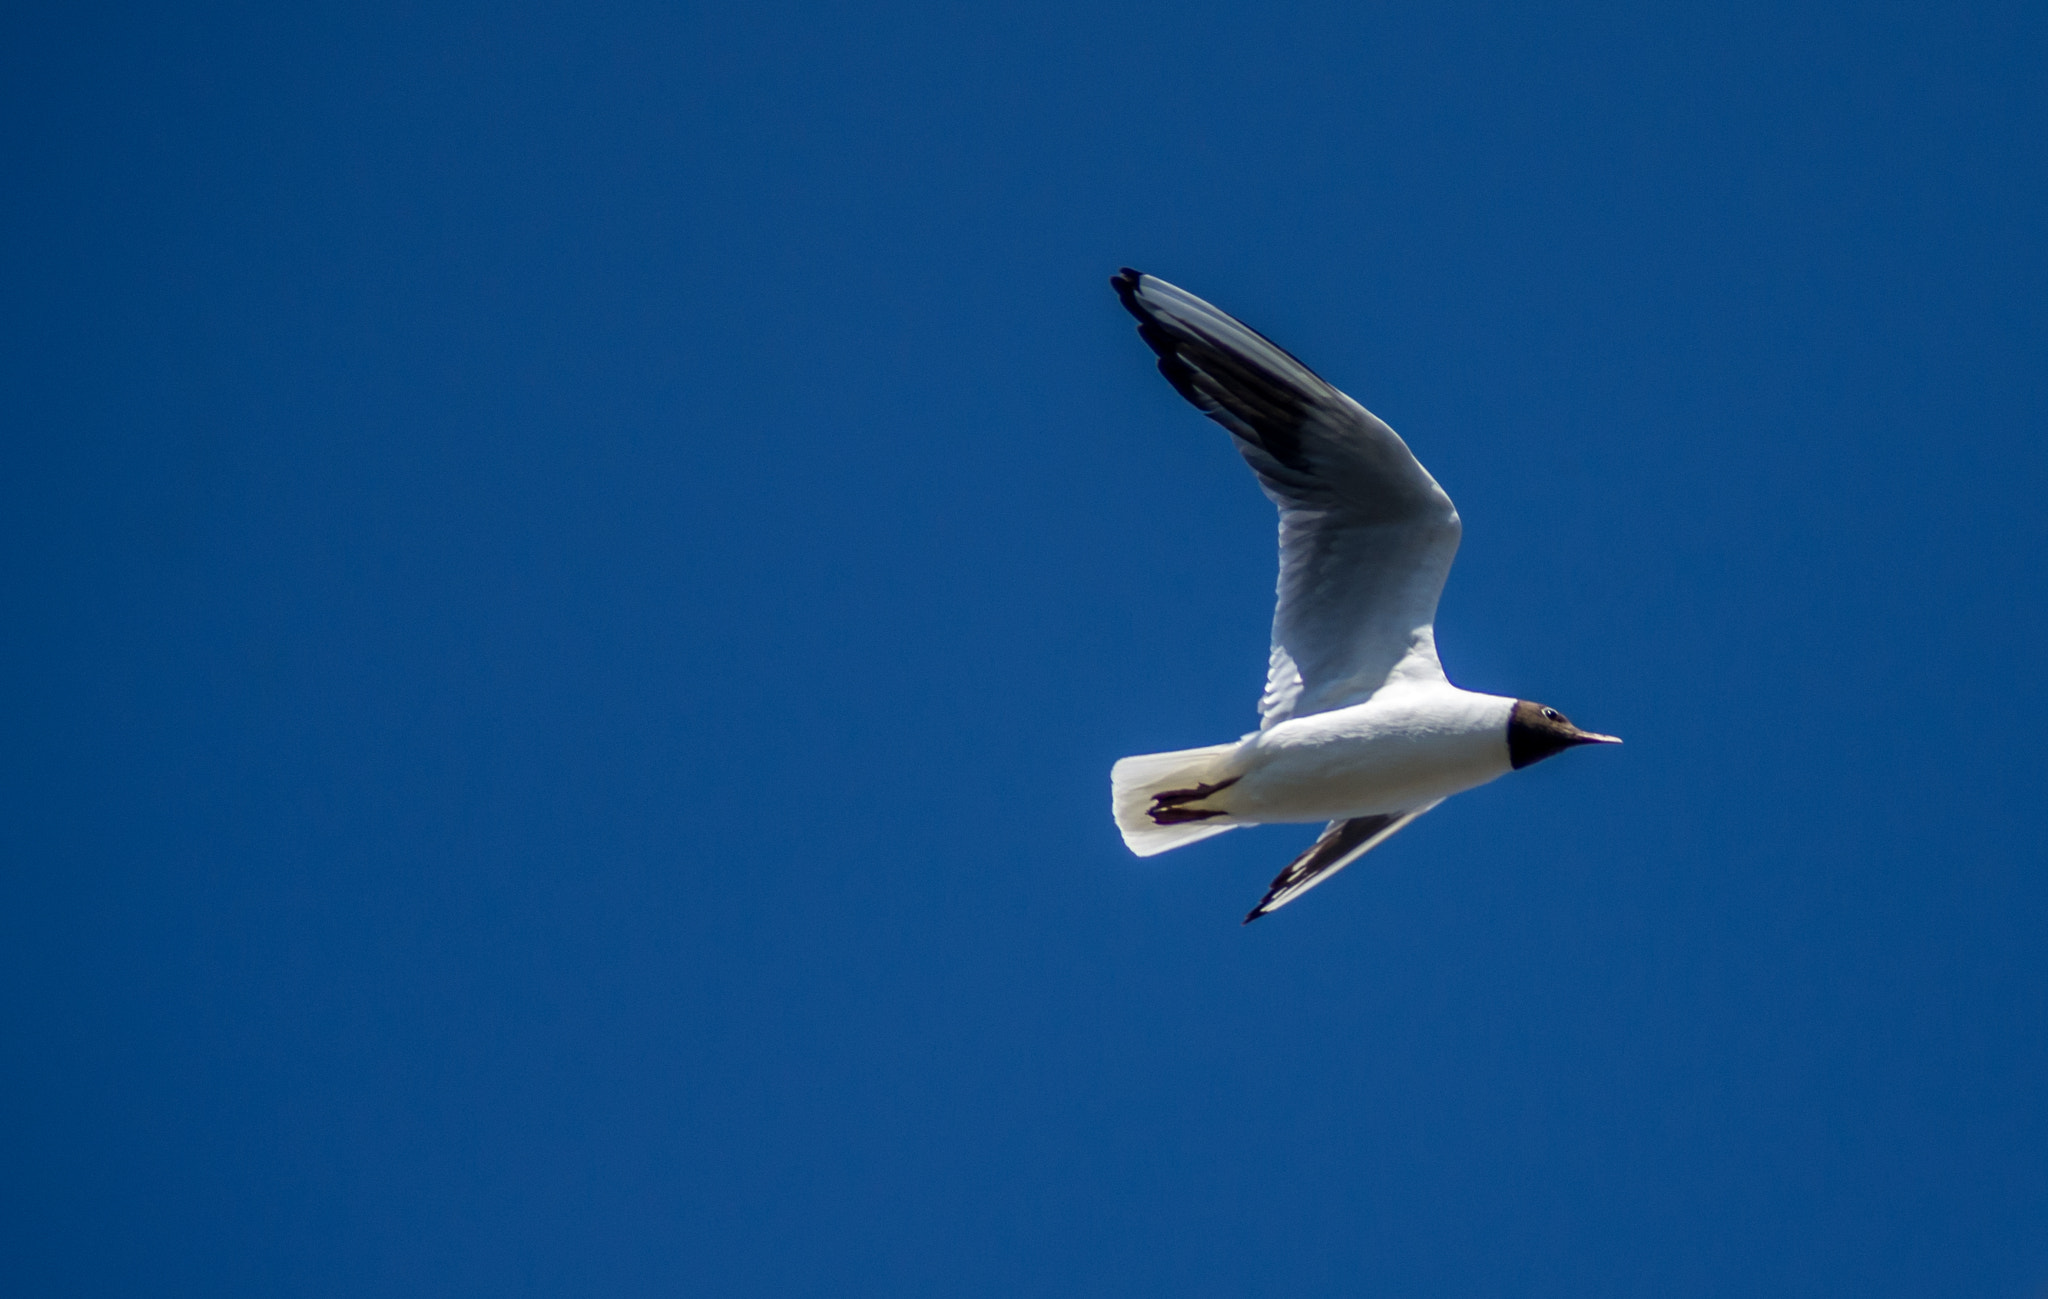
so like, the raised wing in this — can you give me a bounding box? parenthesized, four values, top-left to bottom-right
(1243, 802, 1443, 923)
(1112, 270, 1462, 725)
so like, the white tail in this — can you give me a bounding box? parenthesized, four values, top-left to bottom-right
(1110, 741, 1245, 857)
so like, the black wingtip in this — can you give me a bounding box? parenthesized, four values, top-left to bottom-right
(1242, 906, 1268, 926)
(1111, 268, 1149, 322)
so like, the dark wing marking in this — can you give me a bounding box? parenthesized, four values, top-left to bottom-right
(1242, 801, 1443, 923)
(1112, 272, 1327, 482)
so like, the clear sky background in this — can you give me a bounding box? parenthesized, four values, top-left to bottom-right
(5, 1, 2046, 1295)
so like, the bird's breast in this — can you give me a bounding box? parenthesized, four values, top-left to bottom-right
(1227, 690, 1516, 824)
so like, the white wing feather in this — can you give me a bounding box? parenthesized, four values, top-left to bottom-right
(1113, 271, 1463, 725)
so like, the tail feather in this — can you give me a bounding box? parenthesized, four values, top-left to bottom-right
(1111, 741, 1246, 857)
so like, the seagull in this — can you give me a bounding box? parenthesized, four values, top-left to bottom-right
(1107, 270, 1620, 924)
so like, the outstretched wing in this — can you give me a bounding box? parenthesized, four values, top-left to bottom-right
(1243, 802, 1443, 923)
(1112, 270, 1463, 726)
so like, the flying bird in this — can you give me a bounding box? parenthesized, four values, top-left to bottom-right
(1108, 270, 1620, 923)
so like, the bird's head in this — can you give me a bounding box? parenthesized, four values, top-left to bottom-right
(1508, 700, 1622, 769)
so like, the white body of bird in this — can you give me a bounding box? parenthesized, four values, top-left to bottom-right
(1232, 684, 1515, 822)
(1111, 683, 1514, 856)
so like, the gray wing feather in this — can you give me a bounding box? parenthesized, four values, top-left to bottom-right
(1243, 801, 1444, 923)
(1112, 270, 1462, 724)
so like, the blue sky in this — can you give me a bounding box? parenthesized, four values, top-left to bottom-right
(5, 1, 2046, 1294)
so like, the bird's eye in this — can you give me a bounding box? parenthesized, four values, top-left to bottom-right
(1541, 708, 1562, 722)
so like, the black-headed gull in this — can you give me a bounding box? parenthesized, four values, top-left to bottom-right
(1107, 270, 1620, 924)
